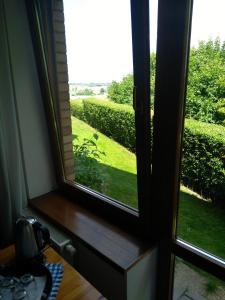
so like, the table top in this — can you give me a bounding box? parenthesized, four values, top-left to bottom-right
(0, 245, 105, 300)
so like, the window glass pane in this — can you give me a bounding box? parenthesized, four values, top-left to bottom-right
(149, 0, 158, 152)
(150, 0, 158, 107)
(173, 258, 225, 300)
(64, 0, 138, 208)
(177, 0, 225, 260)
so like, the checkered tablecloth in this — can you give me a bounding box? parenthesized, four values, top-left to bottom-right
(45, 263, 64, 300)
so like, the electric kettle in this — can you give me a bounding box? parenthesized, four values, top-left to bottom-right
(15, 217, 50, 262)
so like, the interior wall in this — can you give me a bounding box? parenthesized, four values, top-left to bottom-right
(3, 0, 57, 199)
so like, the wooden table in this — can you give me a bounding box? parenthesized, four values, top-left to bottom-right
(0, 246, 105, 300)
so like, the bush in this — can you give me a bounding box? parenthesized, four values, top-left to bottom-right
(70, 100, 86, 121)
(82, 99, 136, 151)
(182, 119, 225, 203)
(215, 99, 225, 125)
(107, 74, 133, 105)
(215, 107, 225, 125)
(71, 99, 225, 203)
(185, 39, 225, 123)
(73, 133, 105, 191)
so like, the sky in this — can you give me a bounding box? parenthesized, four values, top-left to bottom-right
(64, 0, 225, 83)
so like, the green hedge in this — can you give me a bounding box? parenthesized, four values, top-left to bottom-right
(215, 107, 225, 126)
(71, 99, 136, 151)
(70, 99, 85, 120)
(182, 119, 225, 202)
(71, 99, 225, 203)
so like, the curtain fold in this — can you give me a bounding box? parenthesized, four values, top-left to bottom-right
(0, 0, 27, 248)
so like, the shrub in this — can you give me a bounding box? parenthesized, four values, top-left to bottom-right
(215, 107, 225, 125)
(82, 99, 136, 151)
(185, 39, 225, 123)
(107, 74, 133, 105)
(70, 100, 85, 121)
(73, 133, 105, 191)
(215, 99, 225, 125)
(182, 119, 225, 203)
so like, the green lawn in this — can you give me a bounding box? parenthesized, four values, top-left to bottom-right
(71, 116, 225, 261)
(72, 116, 138, 208)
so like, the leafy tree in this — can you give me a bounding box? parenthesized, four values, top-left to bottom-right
(108, 39, 225, 124)
(99, 87, 105, 94)
(108, 53, 156, 106)
(77, 88, 94, 96)
(185, 39, 225, 123)
(108, 74, 133, 104)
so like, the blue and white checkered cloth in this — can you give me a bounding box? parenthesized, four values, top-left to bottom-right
(45, 263, 64, 300)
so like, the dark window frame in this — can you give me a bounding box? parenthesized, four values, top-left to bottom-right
(26, 0, 225, 299)
(26, 0, 154, 237)
(152, 0, 225, 298)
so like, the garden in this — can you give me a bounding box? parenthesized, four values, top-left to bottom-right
(70, 40, 225, 295)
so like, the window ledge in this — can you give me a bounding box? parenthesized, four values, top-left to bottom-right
(29, 191, 154, 271)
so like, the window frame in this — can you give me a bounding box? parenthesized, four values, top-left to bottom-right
(26, 0, 155, 236)
(152, 0, 225, 298)
(26, 0, 225, 299)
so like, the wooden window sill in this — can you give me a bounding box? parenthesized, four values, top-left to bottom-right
(29, 191, 153, 272)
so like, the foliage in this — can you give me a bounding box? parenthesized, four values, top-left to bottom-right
(71, 100, 85, 120)
(181, 119, 225, 203)
(72, 117, 137, 207)
(76, 88, 94, 96)
(215, 98, 225, 125)
(150, 52, 156, 104)
(107, 53, 156, 106)
(99, 87, 105, 94)
(107, 39, 225, 123)
(185, 39, 225, 123)
(82, 99, 136, 151)
(107, 74, 133, 105)
(71, 99, 225, 203)
(73, 133, 105, 190)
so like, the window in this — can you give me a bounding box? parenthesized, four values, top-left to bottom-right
(64, 0, 138, 209)
(177, 0, 225, 262)
(151, 0, 225, 298)
(26, 0, 225, 299)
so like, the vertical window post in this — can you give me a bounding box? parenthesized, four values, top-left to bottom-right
(152, 0, 193, 298)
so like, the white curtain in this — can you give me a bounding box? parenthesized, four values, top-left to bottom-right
(0, 0, 27, 247)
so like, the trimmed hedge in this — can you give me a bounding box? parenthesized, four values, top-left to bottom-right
(215, 107, 225, 126)
(71, 99, 225, 203)
(71, 99, 136, 151)
(182, 119, 225, 202)
(70, 99, 85, 120)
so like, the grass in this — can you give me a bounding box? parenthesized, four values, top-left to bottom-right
(72, 116, 138, 208)
(177, 186, 225, 260)
(71, 116, 225, 262)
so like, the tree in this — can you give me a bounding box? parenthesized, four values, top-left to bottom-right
(107, 74, 133, 105)
(107, 53, 156, 106)
(107, 39, 225, 124)
(185, 39, 225, 123)
(99, 87, 105, 94)
(77, 88, 94, 96)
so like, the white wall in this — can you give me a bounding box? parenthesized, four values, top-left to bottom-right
(4, 0, 57, 199)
